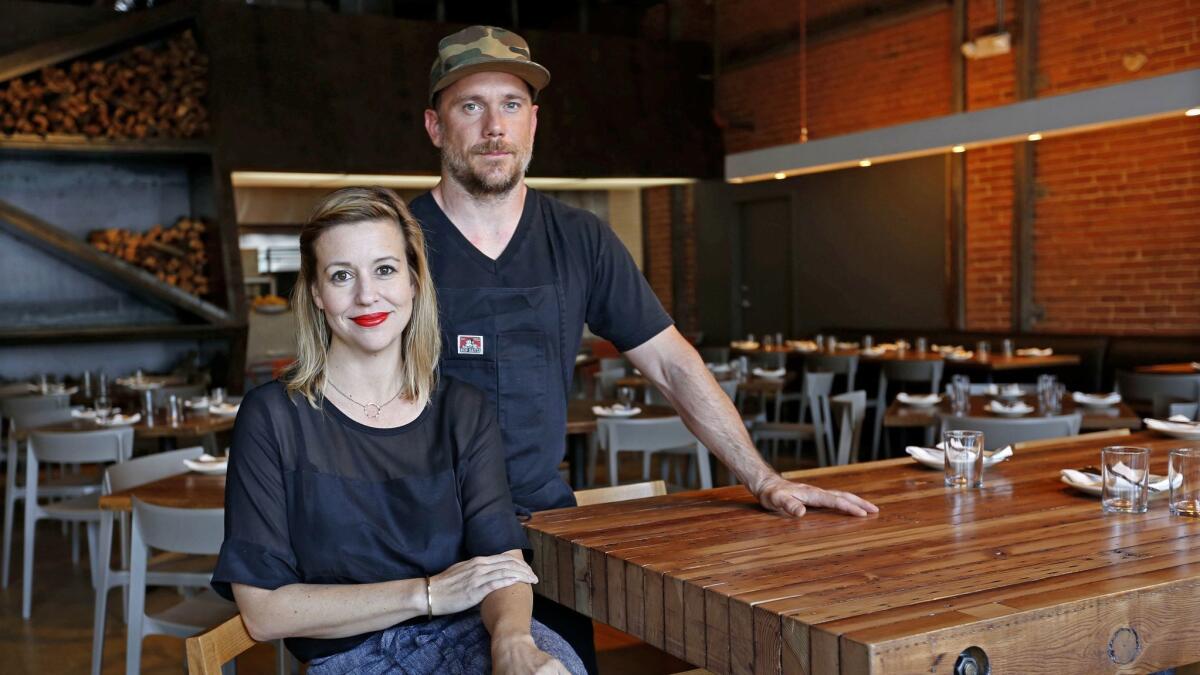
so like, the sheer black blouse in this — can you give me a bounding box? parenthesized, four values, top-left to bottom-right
(211, 376, 530, 662)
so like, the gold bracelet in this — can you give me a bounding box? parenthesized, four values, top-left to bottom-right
(425, 575, 433, 620)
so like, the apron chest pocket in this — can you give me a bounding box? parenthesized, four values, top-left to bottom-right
(497, 331, 547, 430)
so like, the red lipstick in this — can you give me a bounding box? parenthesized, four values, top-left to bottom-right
(351, 312, 389, 327)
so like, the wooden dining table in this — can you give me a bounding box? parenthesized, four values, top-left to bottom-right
(884, 394, 1142, 432)
(730, 344, 1081, 374)
(16, 411, 236, 447)
(525, 431, 1200, 674)
(1135, 362, 1200, 375)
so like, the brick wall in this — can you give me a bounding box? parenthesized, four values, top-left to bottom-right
(641, 185, 700, 334)
(706, 0, 1200, 335)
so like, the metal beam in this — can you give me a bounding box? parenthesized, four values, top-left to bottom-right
(725, 68, 1200, 181)
(0, 197, 232, 326)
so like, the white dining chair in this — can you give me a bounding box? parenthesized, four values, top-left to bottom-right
(830, 390, 868, 466)
(750, 372, 836, 467)
(598, 417, 711, 489)
(21, 426, 133, 618)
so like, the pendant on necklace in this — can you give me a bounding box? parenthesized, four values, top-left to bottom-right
(363, 403, 382, 419)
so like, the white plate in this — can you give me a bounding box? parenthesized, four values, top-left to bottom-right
(1059, 470, 1170, 498)
(752, 368, 786, 380)
(897, 393, 941, 408)
(1145, 418, 1200, 440)
(988, 401, 1034, 417)
(98, 413, 141, 426)
(592, 406, 642, 418)
(184, 454, 228, 475)
(1072, 392, 1121, 408)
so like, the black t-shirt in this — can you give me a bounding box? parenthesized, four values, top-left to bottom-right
(410, 189, 673, 512)
(210, 377, 529, 663)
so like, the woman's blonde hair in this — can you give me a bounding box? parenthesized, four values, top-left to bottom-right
(284, 187, 440, 410)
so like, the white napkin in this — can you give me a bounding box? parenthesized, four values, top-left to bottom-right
(1016, 347, 1053, 356)
(896, 392, 941, 406)
(995, 384, 1026, 397)
(183, 453, 228, 474)
(1192, 362, 1200, 371)
(98, 412, 141, 426)
(706, 362, 732, 374)
(787, 340, 818, 352)
(730, 340, 759, 350)
(835, 341, 858, 350)
(988, 400, 1033, 414)
(933, 344, 964, 354)
(592, 405, 641, 417)
(944, 350, 975, 361)
(906, 444, 1013, 467)
(1060, 468, 1173, 492)
(752, 367, 785, 379)
(185, 397, 211, 408)
(1072, 391, 1121, 407)
(71, 408, 99, 419)
(574, 353, 589, 364)
(861, 346, 885, 356)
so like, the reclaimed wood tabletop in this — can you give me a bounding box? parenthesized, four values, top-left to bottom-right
(525, 431, 1200, 674)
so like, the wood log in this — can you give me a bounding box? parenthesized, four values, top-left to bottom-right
(87, 216, 212, 297)
(0, 30, 208, 139)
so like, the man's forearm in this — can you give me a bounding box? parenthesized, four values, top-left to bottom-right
(627, 328, 778, 492)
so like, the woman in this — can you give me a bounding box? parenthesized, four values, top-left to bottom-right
(212, 187, 583, 674)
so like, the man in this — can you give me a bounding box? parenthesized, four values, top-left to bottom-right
(411, 25, 879, 673)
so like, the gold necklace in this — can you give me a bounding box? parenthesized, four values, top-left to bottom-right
(326, 379, 402, 419)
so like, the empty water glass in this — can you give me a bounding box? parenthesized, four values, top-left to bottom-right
(211, 387, 227, 406)
(976, 341, 991, 360)
(1002, 338, 1014, 358)
(1102, 446, 1150, 514)
(774, 332, 784, 347)
(94, 394, 112, 424)
(168, 394, 183, 425)
(1169, 448, 1200, 517)
(915, 337, 927, 353)
(826, 335, 838, 352)
(863, 335, 874, 350)
(950, 375, 971, 414)
(814, 334, 824, 350)
(763, 335, 775, 350)
(616, 386, 636, 410)
(944, 430, 985, 488)
(746, 333, 756, 345)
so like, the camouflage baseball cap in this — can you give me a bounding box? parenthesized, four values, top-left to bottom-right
(429, 26, 551, 106)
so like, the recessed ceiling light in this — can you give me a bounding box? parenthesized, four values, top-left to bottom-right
(952, 145, 966, 153)
(1027, 132, 1043, 141)
(774, 172, 787, 180)
(1186, 107, 1200, 117)
(859, 159, 872, 167)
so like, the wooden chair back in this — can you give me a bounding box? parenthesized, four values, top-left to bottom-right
(1012, 427, 1130, 450)
(185, 614, 257, 674)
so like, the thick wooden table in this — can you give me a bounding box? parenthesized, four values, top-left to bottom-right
(884, 395, 1142, 432)
(525, 431, 1200, 674)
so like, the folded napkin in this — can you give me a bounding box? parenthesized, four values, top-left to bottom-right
(1060, 468, 1172, 492)
(896, 392, 941, 406)
(71, 407, 98, 419)
(592, 405, 642, 417)
(98, 412, 141, 426)
(1072, 391, 1121, 407)
(1192, 362, 1200, 371)
(944, 350, 975, 361)
(906, 444, 1013, 467)
(1016, 347, 1053, 357)
(933, 344, 964, 354)
(183, 453, 228, 474)
(706, 362, 732, 374)
(786, 340, 818, 351)
(752, 367, 786, 379)
(210, 403, 240, 416)
(875, 342, 899, 351)
(994, 384, 1026, 397)
(185, 397, 211, 408)
(988, 399, 1033, 414)
(730, 340, 760, 350)
(835, 341, 858, 350)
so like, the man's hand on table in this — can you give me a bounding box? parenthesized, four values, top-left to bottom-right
(752, 475, 879, 517)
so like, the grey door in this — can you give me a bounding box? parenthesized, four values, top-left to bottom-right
(737, 198, 793, 339)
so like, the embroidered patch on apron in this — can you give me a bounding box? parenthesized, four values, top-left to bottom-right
(457, 335, 484, 355)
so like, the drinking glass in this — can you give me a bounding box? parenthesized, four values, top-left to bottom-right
(862, 335, 874, 350)
(1169, 448, 1200, 517)
(1001, 338, 1014, 358)
(774, 332, 784, 348)
(616, 386, 636, 410)
(211, 387, 227, 406)
(746, 333, 756, 345)
(94, 394, 112, 425)
(915, 337, 928, 353)
(826, 335, 838, 352)
(975, 341, 991, 361)
(168, 394, 183, 425)
(1102, 446, 1150, 514)
(814, 334, 824, 350)
(944, 430, 985, 488)
(950, 375, 971, 415)
(763, 335, 775, 350)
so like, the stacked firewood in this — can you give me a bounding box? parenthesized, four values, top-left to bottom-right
(88, 217, 210, 296)
(0, 30, 208, 139)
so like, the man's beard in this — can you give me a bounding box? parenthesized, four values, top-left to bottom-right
(442, 138, 532, 198)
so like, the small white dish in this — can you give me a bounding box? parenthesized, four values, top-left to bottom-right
(896, 392, 942, 407)
(1072, 391, 1121, 408)
(184, 454, 228, 475)
(752, 367, 786, 380)
(592, 405, 642, 418)
(988, 400, 1034, 417)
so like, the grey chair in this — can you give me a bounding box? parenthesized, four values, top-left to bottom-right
(751, 372, 836, 467)
(597, 357, 629, 375)
(1115, 371, 1200, 418)
(939, 411, 1082, 450)
(831, 390, 868, 466)
(126, 497, 238, 675)
(1167, 402, 1198, 421)
(804, 353, 859, 394)
(2, 404, 80, 590)
(92, 446, 211, 675)
(21, 426, 134, 618)
(598, 416, 712, 489)
(872, 360, 944, 460)
(151, 384, 207, 408)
